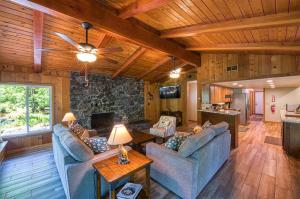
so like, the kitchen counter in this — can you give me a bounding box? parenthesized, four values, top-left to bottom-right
(199, 109, 240, 148)
(198, 109, 240, 116)
(280, 110, 300, 157)
(280, 110, 300, 123)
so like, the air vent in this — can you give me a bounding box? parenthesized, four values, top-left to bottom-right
(227, 65, 238, 72)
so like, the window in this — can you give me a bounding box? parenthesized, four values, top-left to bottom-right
(0, 84, 52, 136)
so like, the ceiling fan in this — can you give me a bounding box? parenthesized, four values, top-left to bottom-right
(39, 22, 122, 64)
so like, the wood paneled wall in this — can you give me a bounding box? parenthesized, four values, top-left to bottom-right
(144, 74, 190, 126)
(0, 66, 70, 154)
(198, 54, 300, 84)
(144, 81, 160, 123)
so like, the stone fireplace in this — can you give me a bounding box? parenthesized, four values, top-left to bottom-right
(70, 72, 144, 128)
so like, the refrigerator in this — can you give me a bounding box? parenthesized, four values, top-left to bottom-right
(230, 90, 250, 125)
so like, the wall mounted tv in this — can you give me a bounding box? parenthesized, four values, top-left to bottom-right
(160, 85, 181, 99)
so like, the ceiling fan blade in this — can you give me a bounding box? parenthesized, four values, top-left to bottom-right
(101, 57, 119, 64)
(97, 47, 123, 54)
(55, 32, 82, 49)
(37, 48, 78, 53)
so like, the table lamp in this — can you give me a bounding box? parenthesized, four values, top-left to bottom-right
(62, 112, 76, 127)
(108, 124, 132, 164)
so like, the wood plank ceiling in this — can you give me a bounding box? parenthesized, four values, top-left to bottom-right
(1, 0, 300, 82)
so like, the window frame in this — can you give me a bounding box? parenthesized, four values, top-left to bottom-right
(0, 83, 53, 138)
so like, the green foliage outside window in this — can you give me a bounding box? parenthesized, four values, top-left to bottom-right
(0, 85, 51, 134)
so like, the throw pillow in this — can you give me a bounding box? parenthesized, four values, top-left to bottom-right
(192, 125, 203, 134)
(83, 136, 110, 154)
(202, 121, 212, 129)
(70, 123, 86, 138)
(164, 135, 188, 151)
(158, 119, 170, 128)
(80, 129, 90, 140)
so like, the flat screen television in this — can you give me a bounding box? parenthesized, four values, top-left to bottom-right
(160, 85, 181, 99)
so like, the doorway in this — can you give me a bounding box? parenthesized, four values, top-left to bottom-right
(255, 91, 264, 115)
(187, 81, 197, 122)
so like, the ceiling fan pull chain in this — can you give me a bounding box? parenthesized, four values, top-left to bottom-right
(86, 28, 88, 44)
(84, 63, 89, 87)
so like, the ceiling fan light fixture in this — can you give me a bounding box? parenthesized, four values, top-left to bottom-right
(169, 56, 181, 79)
(76, 52, 97, 63)
(169, 68, 181, 79)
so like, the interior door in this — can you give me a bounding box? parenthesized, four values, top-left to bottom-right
(255, 91, 264, 115)
(187, 81, 197, 121)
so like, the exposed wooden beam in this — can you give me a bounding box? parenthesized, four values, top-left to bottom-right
(95, 33, 112, 48)
(161, 12, 300, 38)
(12, 0, 201, 66)
(32, 10, 44, 73)
(186, 42, 300, 52)
(139, 56, 171, 79)
(112, 47, 146, 78)
(119, 0, 174, 19)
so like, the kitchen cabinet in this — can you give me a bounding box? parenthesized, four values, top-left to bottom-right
(210, 85, 233, 104)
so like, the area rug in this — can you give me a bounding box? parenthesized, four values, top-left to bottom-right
(264, 136, 282, 146)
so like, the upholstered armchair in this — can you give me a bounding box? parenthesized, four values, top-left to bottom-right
(149, 116, 176, 140)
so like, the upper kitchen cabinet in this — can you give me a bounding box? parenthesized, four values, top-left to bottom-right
(210, 85, 233, 104)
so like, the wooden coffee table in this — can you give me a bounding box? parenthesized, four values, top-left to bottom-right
(93, 150, 153, 199)
(129, 131, 157, 153)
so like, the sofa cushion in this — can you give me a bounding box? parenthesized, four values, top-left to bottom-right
(164, 135, 188, 151)
(178, 128, 215, 158)
(210, 122, 229, 136)
(59, 133, 94, 162)
(53, 124, 69, 137)
(83, 136, 110, 154)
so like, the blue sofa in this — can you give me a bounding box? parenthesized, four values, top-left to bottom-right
(146, 122, 231, 199)
(52, 124, 127, 199)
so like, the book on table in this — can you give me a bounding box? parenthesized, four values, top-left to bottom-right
(117, 183, 142, 199)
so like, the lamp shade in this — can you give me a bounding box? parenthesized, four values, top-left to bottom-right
(62, 112, 76, 122)
(108, 124, 132, 145)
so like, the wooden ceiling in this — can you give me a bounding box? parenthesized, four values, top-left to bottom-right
(1, 0, 300, 82)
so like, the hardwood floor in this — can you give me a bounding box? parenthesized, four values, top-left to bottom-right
(0, 119, 299, 199)
(0, 149, 66, 199)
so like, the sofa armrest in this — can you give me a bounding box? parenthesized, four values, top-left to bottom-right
(153, 122, 159, 128)
(91, 146, 131, 164)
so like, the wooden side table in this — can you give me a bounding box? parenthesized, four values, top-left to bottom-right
(93, 150, 153, 199)
(0, 141, 8, 165)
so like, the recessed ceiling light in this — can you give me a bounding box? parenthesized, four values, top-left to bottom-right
(266, 80, 273, 83)
(238, 84, 243, 87)
(232, 82, 238, 86)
